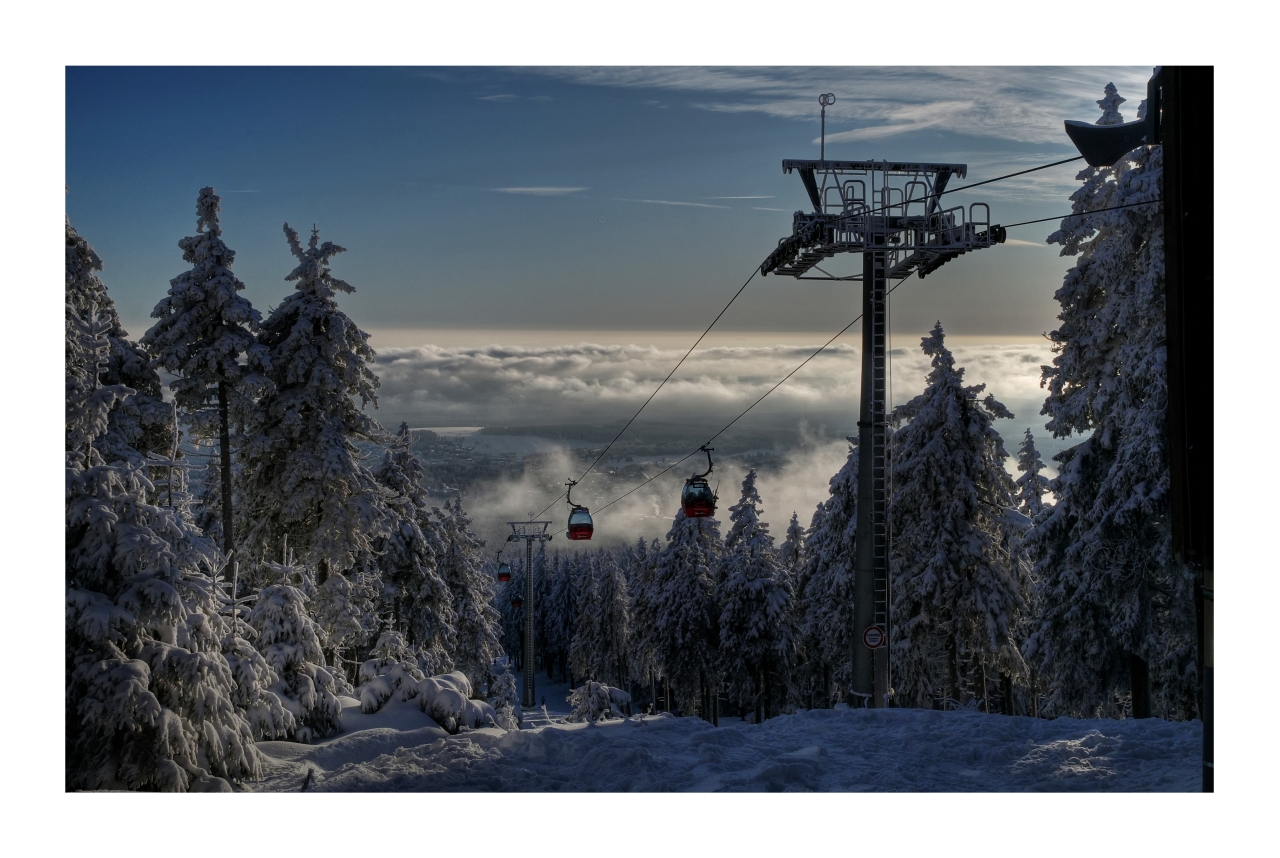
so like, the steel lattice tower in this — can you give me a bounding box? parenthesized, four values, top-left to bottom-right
(762, 144, 1005, 707)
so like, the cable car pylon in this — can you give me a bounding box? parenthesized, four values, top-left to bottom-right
(681, 445, 718, 518)
(760, 94, 1007, 709)
(564, 479, 594, 540)
(507, 519, 552, 708)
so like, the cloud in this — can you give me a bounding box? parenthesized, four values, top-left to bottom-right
(370, 336, 1062, 438)
(1001, 238, 1051, 248)
(752, 206, 790, 212)
(527, 66, 1153, 146)
(376, 335, 1071, 547)
(704, 195, 774, 200)
(820, 100, 975, 142)
(493, 187, 589, 195)
(618, 198, 729, 209)
(479, 93, 519, 102)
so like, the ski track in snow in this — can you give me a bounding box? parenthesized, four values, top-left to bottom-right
(254, 704, 1201, 792)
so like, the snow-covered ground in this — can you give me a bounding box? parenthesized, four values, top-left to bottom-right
(252, 689, 1201, 792)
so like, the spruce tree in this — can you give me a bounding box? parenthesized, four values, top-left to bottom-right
(67, 289, 260, 790)
(568, 552, 602, 681)
(888, 323, 1026, 710)
(718, 471, 796, 721)
(1013, 429, 1051, 519)
(246, 584, 344, 742)
(373, 423, 456, 675)
(545, 551, 577, 682)
(238, 223, 389, 576)
(799, 442, 859, 702)
(66, 217, 173, 468)
(649, 510, 722, 715)
(141, 188, 268, 557)
(436, 497, 503, 692)
(1025, 83, 1194, 718)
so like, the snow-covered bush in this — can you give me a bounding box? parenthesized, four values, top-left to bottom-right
(356, 631, 426, 713)
(566, 681, 631, 723)
(415, 671, 493, 733)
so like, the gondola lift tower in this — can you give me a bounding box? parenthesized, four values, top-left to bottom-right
(760, 94, 1007, 708)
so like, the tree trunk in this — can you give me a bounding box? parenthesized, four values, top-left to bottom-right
(217, 380, 234, 556)
(949, 637, 960, 709)
(1001, 672, 1013, 716)
(1131, 652, 1151, 718)
(981, 662, 989, 714)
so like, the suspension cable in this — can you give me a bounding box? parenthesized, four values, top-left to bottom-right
(520, 267, 760, 526)
(1000, 198, 1161, 229)
(547, 276, 918, 536)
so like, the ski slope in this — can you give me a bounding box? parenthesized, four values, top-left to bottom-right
(253, 692, 1201, 792)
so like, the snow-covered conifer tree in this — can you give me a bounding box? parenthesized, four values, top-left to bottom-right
(435, 497, 502, 691)
(66, 301, 260, 790)
(488, 656, 521, 729)
(648, 510, 722, 715)
(888, 323, 1025, 709)
(570, 550, 631, 687)
(141, 188, 268, 556)
(66, 216, 172, 467)
(718, 471, 796, 721)
(1025, 83, 1195, 718)
(237, 223, 390, 591)
(245, 583, 344, 742)
(544, 551, 577, 682)
(1013, 429, 1052, 519)
(373, 423, 455, 675)
(798, 442, 859, 703)
(499, 556, 526, 668)
(568, 552, 601, 680)
(626, 536, 660, 699)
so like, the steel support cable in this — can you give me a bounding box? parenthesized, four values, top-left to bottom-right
(547, 276, 915, 536)
(519, 267, 760, 526)
(1000, 197, 1162, 229)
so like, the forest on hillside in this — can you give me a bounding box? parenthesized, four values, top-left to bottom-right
(65, 83, 1195, 792)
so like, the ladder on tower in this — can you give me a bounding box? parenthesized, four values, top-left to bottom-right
(869, 249, 889, 636)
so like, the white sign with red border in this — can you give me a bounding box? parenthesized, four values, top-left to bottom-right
(862, 625, 885, 649)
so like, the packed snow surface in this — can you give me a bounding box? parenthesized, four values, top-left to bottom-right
(254, 697, 1200, 792)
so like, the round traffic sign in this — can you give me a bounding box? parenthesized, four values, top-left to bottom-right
(862, 625, 885, 649)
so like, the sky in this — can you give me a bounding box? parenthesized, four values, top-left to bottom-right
(68, 65, 1152, 339)
(64, 64, 1154, 453)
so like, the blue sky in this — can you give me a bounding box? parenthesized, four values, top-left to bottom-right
(66, 65, 1152, 342)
